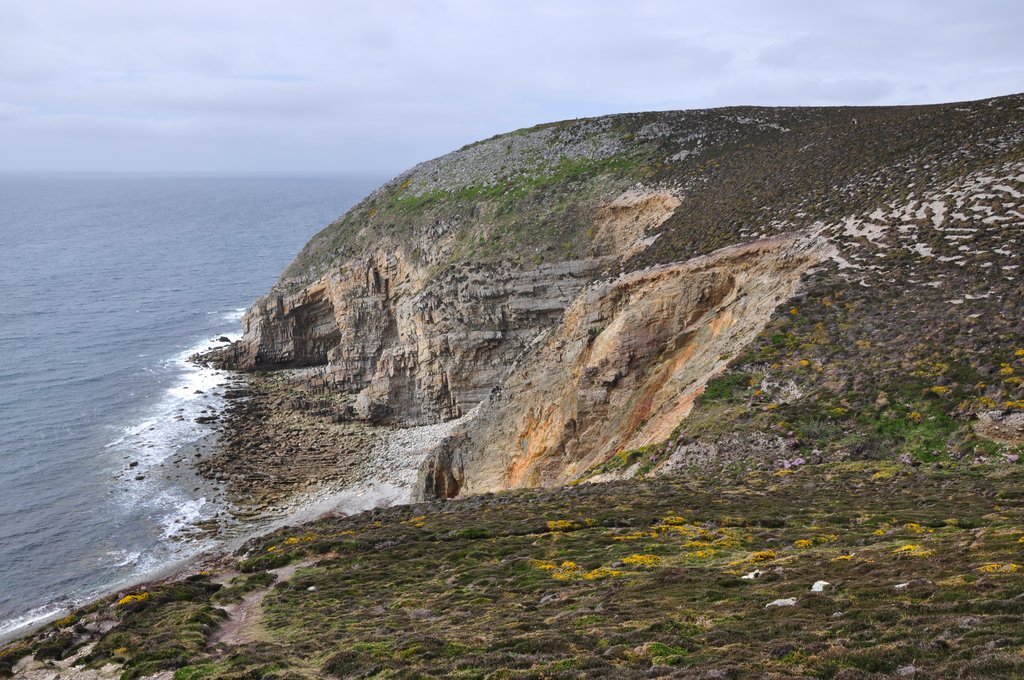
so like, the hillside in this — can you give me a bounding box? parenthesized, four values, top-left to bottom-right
(5, 464, 1024, 678)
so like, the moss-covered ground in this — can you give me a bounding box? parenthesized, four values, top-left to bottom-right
(7, 463, 1024, 679)
(653, 269, 1024, 475)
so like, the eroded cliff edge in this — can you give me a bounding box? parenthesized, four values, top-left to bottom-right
(209, 94, 1024, 501)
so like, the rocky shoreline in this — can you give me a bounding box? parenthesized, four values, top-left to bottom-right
(192, 368, 383, 519)
(183, 351, 473, 533)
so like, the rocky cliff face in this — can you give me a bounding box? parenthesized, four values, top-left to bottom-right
(224, 252, 609, 425)
(215, 93, 1024, 500)
(424, 232, 832, 496)
(218, 182, 683, 426)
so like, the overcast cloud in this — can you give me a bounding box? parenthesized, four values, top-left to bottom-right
(1, 0, 1021, 174)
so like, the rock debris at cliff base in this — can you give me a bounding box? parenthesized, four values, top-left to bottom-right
(191, 370, 463, 522)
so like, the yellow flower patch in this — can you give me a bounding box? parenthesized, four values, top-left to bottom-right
(533, 559, 626, 581)
(893, 544, 934, 558)
(979, 563, 1021, 574)
(793, 539, 814, 549)
(612, 530, 658, 541)
(712, 532, 745, 549)
(117, 592, 150, 606)
(748, 550, 777, 562)
(550, 561, 581, 580)
(622, 554, 662, 567)
(658, 523, 703, 538)
(547, 520, 581, 531)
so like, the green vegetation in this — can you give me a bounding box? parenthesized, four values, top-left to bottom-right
(7, 464, 1024, 678)
(575, 443, 661, 482)
(388, 153, 640, 213)
(77, 578, 224, 679)
(666, 277, 1024, 471)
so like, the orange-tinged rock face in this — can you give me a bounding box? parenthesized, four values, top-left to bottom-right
(593, 189, 681, 257)
(506, 407, 560, 488)
(447, 232, 832, 494)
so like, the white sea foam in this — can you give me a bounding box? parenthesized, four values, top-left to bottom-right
(0, 604, 68, 640)
(222, 307, 247, 322)
(156, 494, 208, 539)
(105, 326, 242, 548)
(108, 333, 238, 463)
(105, 550, 142, 568)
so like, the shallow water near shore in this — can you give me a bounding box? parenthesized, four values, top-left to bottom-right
(0, 174, 382, 640)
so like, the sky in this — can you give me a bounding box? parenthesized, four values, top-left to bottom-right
(0, 0, 1021, 175)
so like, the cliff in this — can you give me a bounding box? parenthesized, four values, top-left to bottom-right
(211, 94, 1024, 499)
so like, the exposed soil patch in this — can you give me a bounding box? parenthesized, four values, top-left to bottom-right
(211, 561, 310, 648)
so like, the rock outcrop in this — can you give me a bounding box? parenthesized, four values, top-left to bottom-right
(221, 253, 611, 425)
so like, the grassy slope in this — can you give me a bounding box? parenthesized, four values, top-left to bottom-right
(6, 463, 1024, 679)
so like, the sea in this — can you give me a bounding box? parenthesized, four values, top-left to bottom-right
(0, 174, 384, 641)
